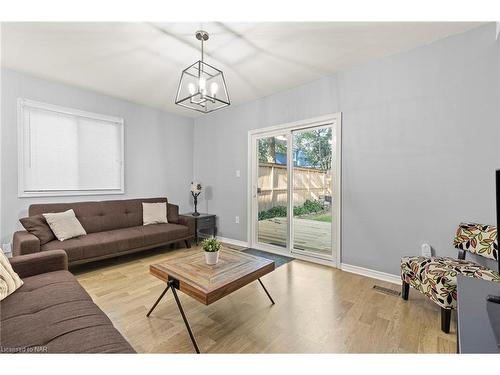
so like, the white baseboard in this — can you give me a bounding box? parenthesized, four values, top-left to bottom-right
(341, 263, 401, 285)
(216, 236, 249, 248)
(216, 236, 401, 285)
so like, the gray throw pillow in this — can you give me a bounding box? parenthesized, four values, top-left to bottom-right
(19, 214, 56, 245)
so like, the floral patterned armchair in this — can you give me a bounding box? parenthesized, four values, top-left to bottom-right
(400, 223, 500, 333)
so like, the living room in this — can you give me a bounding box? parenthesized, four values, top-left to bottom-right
(1, 0, 500, 372)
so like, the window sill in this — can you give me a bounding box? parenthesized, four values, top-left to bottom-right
(18, 189, 125, 198)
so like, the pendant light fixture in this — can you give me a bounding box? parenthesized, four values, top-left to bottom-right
(175, 30, 230, 113)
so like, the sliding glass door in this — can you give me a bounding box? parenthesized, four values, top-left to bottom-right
(257, 134, 288, 248)
(249, 114, 341, 266)
(291, 126, 334, 258)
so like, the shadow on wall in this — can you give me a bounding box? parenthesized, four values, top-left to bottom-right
(202, 186, 213, 214)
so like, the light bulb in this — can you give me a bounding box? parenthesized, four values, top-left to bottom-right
(188, 83, 196, 95)
(199, 77, 206, 94)
(210, 82, 219, 96)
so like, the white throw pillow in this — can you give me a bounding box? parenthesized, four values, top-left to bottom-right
(0, 249, 23, 301)
(0, 277, 7, 300)
(43, 209, 87, 241)
(143, 202, 168, 225)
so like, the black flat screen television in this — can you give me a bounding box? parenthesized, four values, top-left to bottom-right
(497, 169, 500, 273)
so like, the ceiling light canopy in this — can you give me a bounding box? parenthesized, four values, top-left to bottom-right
(175, 30, 230, 114)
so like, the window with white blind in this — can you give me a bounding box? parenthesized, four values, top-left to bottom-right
(18, 99, 124, 197)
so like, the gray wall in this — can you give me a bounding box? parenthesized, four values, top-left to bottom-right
(0, 69, 194, 245)
(194, 23, 500, 275)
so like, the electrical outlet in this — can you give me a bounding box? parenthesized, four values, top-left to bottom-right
(236, 170, 241, 178)
(235, 216, 240, 224)
(421, 243, 432, 257)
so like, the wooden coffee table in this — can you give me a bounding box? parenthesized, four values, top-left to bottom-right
(146, 249, 276, 353)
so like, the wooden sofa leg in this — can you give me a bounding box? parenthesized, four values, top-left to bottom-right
(184, 239, 191, 249)
(402, 281, 409, 300)
(441, 308, 451, 333)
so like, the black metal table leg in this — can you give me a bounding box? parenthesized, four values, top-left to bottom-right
(258, 278, 275, 305)
(148, 277, 273, 354)
(170, 283, 201, 354)
(146, 283, 171, 317)
(146, 279, 201, 353)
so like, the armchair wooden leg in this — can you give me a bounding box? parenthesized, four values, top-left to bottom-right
(402, 281, 409, 300)
(184, 239, 191, 249)
(441, 307, 451, 333)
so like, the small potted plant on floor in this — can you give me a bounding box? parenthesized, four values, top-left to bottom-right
(201, 237, 221, 265)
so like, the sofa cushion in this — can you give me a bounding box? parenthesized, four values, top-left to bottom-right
(453, 222, 498, 261)
(40, 224, 189, 263)
(0, 270, 134, 353)
(41, 227, 146, 262)
(140, 223, 190, 246)
(19, 214, 55, 245)
(30, 198, 168, 234)
(1, 270, 90, 319)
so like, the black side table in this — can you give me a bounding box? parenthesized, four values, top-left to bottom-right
(179, 213, 217, 244)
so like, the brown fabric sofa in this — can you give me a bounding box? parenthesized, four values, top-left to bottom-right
(0, 250, 135, 353)
(13, 198, 195, 266)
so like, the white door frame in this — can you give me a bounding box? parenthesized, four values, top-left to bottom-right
(247, 113, 342, 268)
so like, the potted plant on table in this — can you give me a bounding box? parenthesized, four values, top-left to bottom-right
(201, 237, 221, 265)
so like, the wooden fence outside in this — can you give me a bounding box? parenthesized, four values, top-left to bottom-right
(258, 163, 332, 211)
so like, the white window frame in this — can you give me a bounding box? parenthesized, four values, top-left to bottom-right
(17, 98, 125, 198)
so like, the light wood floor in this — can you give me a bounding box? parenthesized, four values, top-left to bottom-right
(73, 244, 456, 353)
(258, 217, 332, 255)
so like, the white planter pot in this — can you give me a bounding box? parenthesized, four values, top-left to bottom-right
(204, 250, 220, 265)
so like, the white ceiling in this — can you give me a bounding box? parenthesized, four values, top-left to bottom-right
(1, 22, 485, 118)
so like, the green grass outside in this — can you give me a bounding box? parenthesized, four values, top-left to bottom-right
(305, 213, 332, 222)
